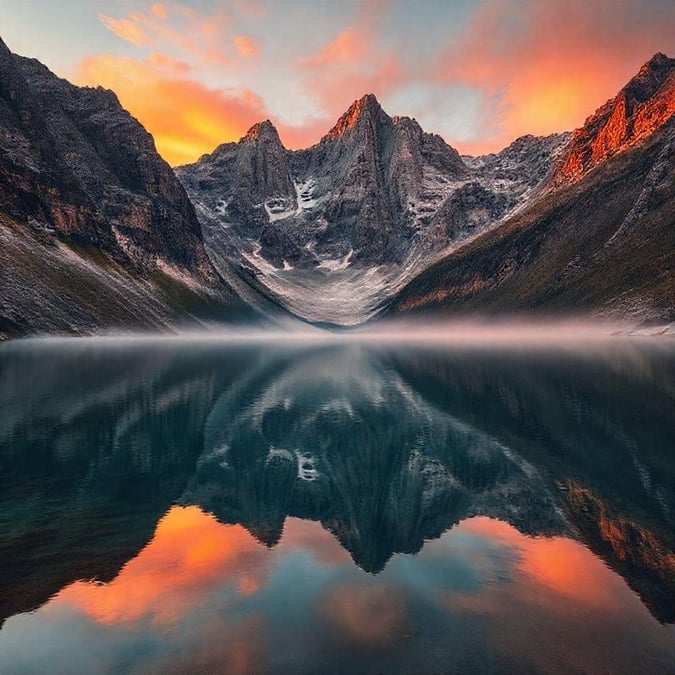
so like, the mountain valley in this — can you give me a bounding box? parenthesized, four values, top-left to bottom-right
(0, 37, 673, 334)
(177, 96, 570, 324)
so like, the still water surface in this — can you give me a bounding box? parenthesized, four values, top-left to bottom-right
(0, 337, 674, 674)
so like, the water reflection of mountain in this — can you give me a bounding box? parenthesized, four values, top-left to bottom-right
(0, 339, 673, 625)
(392, 344, 675, 622)
(0, 342, 252, 625)
(184, 346, 569, 573)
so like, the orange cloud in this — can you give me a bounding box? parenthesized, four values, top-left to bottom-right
(438, 0, 675, 154)
(75, 54, 267, 165)
(98, 14, 155, 47)
(54, 506, 267, 626)
(98, 6, 230, 66)
(459, 517, 619, 609)
(281, 517, 352, 567)
(151, 3, 167, 20)
(47, 508, 354, 629)
(235, 34, 259, 58)
(74, 49, 365, 162)
(305, 29, 367, 67)
(148, 51, 191, 74)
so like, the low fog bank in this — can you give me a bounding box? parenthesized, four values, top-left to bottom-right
(6, 317, 674, 348)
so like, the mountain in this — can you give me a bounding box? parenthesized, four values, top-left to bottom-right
(388, 53, 675, 324)
(0, 36, 266, 338)
(2, 37, 672, 333)
(177, 95, 567, 325)
(392, 346, 675, 622)
(183, 347, 570, 571)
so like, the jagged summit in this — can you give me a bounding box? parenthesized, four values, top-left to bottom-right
(626, 52, 674, 97)
(177, 87, 560, 324)
(241, 118, 283, 144)
(640, 52, 673, 73)
(392, 115, 422, 130)
(553, 51, 674, 185)
(176, 51, 673, 327)
(325, 92, 389, 139)
(346, 92, 384, 117)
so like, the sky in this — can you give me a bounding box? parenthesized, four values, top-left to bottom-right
(1, 0, 673, 165)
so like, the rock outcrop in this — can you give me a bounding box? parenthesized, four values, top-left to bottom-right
(553, 53, 675, 186)
(389, 53, 675, 323)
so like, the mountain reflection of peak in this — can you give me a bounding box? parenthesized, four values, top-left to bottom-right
(0, 339, 673, 626)
(183, 346, 567, 572)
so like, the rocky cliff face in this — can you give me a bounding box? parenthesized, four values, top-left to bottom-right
(178, 95, 566, 325)
(0, 36, 260, 337)
(553, 53, 675, 186)
(287, 94, 468, 264)
(0, 38, 215, 278)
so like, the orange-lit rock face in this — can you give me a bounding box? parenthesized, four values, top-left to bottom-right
(324, 93, 384, 140)
(555, 53, 675, 186)
(561, 481, 675, 620)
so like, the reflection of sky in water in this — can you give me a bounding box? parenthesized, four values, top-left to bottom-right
(1, 507, 674, 675)
(0, 338, 674, 674)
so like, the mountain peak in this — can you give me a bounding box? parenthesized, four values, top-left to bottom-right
(325, 93, 388, 139)
(641, 52, 673, 72)
(630, 52, 674, 88)
(553, 52, 674, 186)
(347, 93, 384, 120)
(356, 92, 381, 109)
(241, 119, 281, 144)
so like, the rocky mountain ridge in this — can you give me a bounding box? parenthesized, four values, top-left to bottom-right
(178, 94, 567, 324)
(0, 36, 268, 337)
(1, 37, 672, 334)
(553, 52, 675, 186)
(388, 53, 675, 323)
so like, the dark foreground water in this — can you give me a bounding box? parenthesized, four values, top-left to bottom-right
(0, 336, 674, 675)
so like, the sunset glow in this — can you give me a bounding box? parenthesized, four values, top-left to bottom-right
(1, 0, 672, 164)
(51, 506, 349, 627)
(47, 510, 633, 631)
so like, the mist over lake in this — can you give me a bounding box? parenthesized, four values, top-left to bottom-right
(0, 9, 673, 672)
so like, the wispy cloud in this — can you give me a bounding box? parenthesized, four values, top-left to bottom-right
(98, 14, 156, 47)
(435, 0, 675, 153)
(235, 34, 259, 58)
(77, 0, 675, 162)
(298, 0, 405, 121)
(98, 3, 231, 66)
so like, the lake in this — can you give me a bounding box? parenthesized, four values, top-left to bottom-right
(0, 335, 674, 674)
